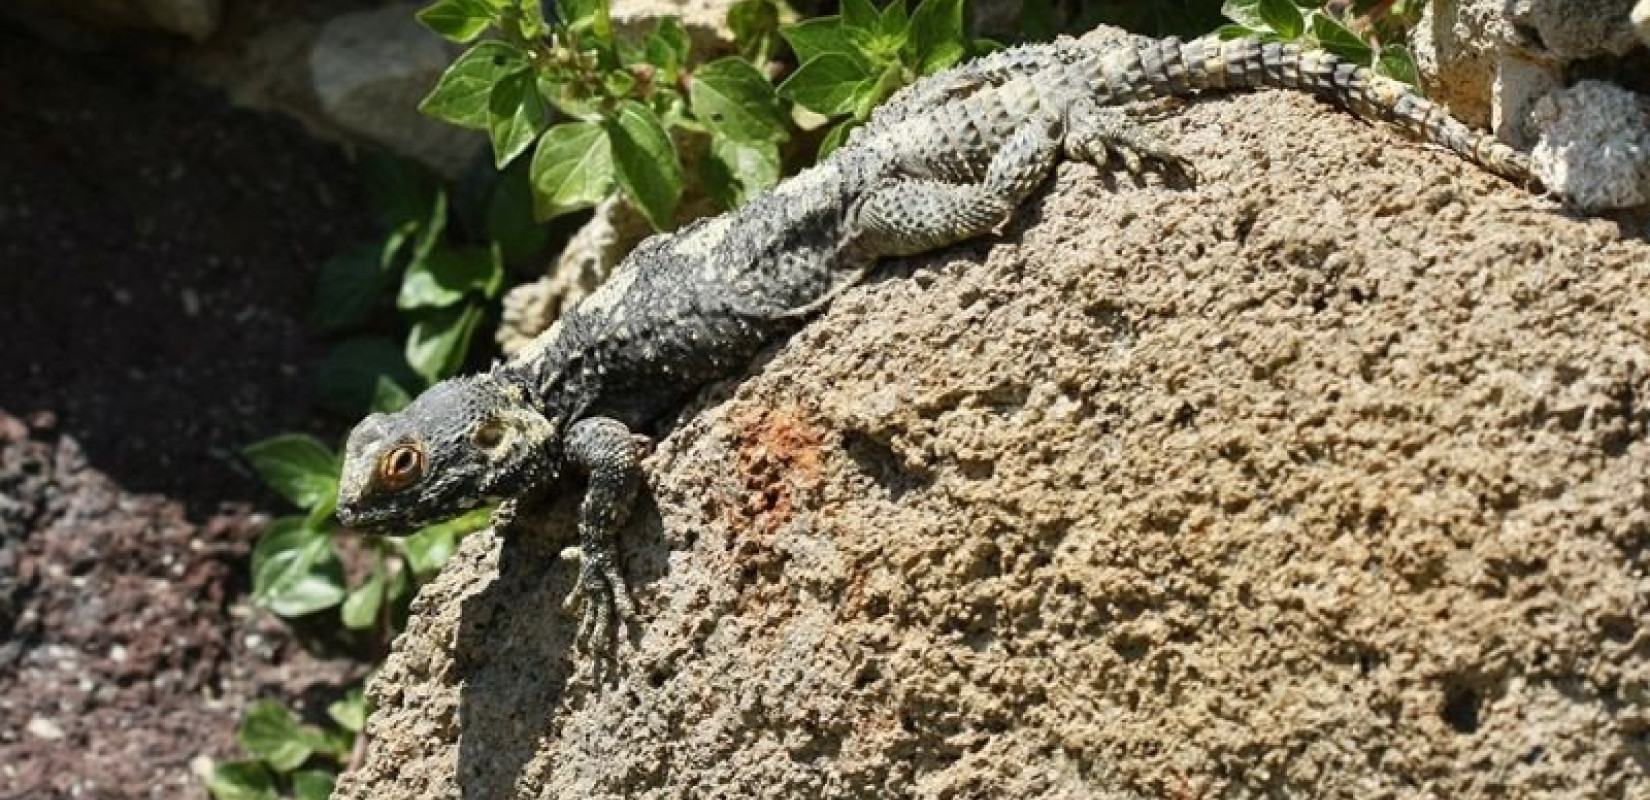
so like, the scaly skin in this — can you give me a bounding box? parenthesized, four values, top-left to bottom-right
(335, 34, 1539, 649)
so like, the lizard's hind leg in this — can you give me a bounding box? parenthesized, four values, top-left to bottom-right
(854, 113, 1062, 257)
(1063, 97, 1197, 183)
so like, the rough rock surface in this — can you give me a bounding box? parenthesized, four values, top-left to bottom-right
(336, 91, 1650, 799)
(1530, 80, 1650, 210)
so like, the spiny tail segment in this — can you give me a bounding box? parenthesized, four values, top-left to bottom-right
(1089, 36, 1537, 188)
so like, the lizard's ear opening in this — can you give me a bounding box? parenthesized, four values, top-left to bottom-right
(472, 420, 507, 449)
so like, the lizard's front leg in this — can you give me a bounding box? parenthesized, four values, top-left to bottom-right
(562, 416, 642, 648)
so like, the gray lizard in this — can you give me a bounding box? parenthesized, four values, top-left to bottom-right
(335, 34, 1537, 644)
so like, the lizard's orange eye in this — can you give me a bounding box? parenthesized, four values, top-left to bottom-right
(376, 444, 425, 491)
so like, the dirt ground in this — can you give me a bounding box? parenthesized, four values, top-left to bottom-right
(0, 25, 377, 799)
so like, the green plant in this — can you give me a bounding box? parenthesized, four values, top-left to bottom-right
(1217, 0, 1421, 83)
(206, 155, 503, 798)
(775, 0, 997, 157)
(415, 0, 794, 229)
(205, 694, 365, 800)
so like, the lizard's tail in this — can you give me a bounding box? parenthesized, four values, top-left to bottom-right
(1087, 36, 1537, 188)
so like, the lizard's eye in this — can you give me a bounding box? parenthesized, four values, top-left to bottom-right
(376, 444, 425, 491)
(473, 421, 506, 449)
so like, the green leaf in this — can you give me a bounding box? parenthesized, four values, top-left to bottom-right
(1257, 0, 1304, 38)
(606, 100, 684, 230)
(251, 519, 348, 617)
(779, 52, 871, 116)
(1376, 43, 1418, 85)
(702, 136, 781, 209)
(419, 41, 528, 130)
(690, 57, 789, 144)
(879, 0, 909, 36)
(841, 0, 878, 30)
(560, 0, 613, 44)
(326, 689, 367, 734)
(409, 189, 450, 273)
(1221, 0, 1268, 31)
(399, 245, 504, 310)
(292, 771, 337, 800)
(205, 760, 277, 800)
(341, 563, 386, 630)
(238, 700, 329, 772)
(529, 121, 614, 220)
(485, 159, 552, 266)
(516, 0, 549, 38)
(728, 0, 781, 61)
(1309, 12, 1372, 64)
(311, 243, 387, 334)
(402, 505, 489, 575)
(371, 376, 413, 414)
(646, 17, 691, 72)
(907, 0, 966, 73)
(268, 563, 348, 617)
(487, 69, 548, 168)
(1214, 22, 1262, 39)
(316, 336, 422, 414)
(781, 17, 866, 66)
(853, 61, 905, 120)
(416, 0, 498, 43)
(405, 303, 485, 384)
(252, 517, 319, 599)
(361, 152, 441, 229)
(818, 117, 859, 158)
(243, 435, 339, 511)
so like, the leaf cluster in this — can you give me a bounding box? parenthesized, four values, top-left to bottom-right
(418, 0, 794, 228)
(776, 0, 995, 157)
(1218, 0, 1420, 84)
(205, 694, 365, 800)
(313, 153, 528, 415)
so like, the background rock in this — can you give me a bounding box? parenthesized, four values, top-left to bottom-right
(1530, 80, 1650, 210)
(334, 87, 1650, 798)
(309, 2, 481, 179)
(1412, 0, 1647, 209)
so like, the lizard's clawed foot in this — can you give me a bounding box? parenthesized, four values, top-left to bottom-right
(560, 545, 637, 652)
(1066, 105, 1198, 186)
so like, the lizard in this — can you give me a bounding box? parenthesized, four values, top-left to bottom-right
(335, 32, 1539, 647)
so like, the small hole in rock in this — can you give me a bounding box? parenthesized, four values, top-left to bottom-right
(1441, 680, 1482, 734)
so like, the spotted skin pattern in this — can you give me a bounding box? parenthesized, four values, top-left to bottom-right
(336, 34, 1538, 650)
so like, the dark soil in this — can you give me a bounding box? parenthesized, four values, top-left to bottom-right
(0, 24, 378, 800)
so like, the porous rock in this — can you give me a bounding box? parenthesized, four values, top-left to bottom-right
(336, 91, 1650, 799)
(1531, 80, 1650, 210)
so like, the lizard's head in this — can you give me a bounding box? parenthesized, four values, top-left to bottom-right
(336, 372, 559, 533)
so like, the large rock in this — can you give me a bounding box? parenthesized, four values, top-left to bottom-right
(334, 90, 1650, 798)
